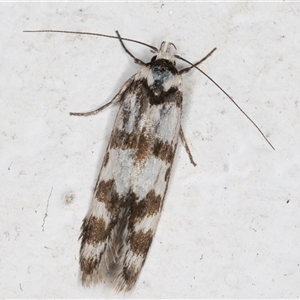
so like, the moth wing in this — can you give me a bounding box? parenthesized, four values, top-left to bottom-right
(109, 78, 182, 291)
(79, 75, 136, 286)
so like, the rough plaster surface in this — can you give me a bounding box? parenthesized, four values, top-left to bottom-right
(1, 2, 300, 298)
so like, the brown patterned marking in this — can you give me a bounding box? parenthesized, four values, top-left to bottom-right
(134, 129, 151, 161)
(122, 103, 131, 128)
(153, 139, 174, 163)
(128, 189, 162, 230)
(138, 92, 148, 116)
(165, 166, 171, 182)
(80, 216, 107, 245)
(109, 129, 136, 150)
(111, 129, 175, 163)
(124, 189, 139, 209)
(103, 151, 110, 167)
(121, 265, 138, 291)
(173, 88, 183, 107)
(129, 229, 153, 256)
(95, 179, 120, 213)
(110, 128, 154, 162)
(144, 189, 162, 216)
(80, 255, 99, 279)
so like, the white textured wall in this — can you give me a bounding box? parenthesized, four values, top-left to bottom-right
(1, 2, 299, 298)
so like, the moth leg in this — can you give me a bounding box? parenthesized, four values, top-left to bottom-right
(178, 47, 217, 75)
(180, 126, 197, 166)
(70, 101, 113, 116)
(70, 74, 135, 117)
(115, 31, 146, 66)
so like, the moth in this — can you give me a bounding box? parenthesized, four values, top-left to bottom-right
(74, 32, 203, 292)
(24, 29, 274, 292)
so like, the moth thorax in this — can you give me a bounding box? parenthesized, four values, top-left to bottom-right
(148, 59, 179, 95)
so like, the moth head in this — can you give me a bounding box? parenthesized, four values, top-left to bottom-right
(152, 41, 176, 64)
(146, 42, 181, 95)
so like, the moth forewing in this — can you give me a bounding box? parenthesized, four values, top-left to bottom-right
(79, 41, 184, 292)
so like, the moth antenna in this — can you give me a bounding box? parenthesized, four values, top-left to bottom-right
(177, 48, 217, 74)
(115, 31, 146, 66)
(23, 29, 158, 52)
(176, 54, 275, 150)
